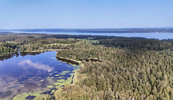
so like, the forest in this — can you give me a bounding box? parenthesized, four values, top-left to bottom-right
(55, 40, 173, 100)
(1, 33, 173, 100)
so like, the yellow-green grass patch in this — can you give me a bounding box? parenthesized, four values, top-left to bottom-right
(13, 93, 45, 100)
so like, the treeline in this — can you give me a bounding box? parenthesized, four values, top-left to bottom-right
(0, 33, 113, 43)
(19, 38, 81, 52)
(0, 33, 83, 53)
(32, 38, 80, 44)
(0, 52, 42, 61)
(2, 33, 173, 54)
(99, 38, 173, 51)
(0, 33, 113, 54)
(55, 40, 173, 100)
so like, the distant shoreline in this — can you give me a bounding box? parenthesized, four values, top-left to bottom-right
(1, 28, 173, 33)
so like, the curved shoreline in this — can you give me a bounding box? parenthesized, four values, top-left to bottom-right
(54, 57, 85, 99)
(56, 56, 80, 65)
(11, 51, 79, 100)
(10, 51, 84, 100)
(57, 56, 103, 64)
(54, 68, 81, 99)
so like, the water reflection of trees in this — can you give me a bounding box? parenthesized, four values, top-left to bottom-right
(20, 52, 42, 57)
(0, 52, 42, 61)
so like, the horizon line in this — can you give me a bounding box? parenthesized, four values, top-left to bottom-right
(1, 27, 173, 30)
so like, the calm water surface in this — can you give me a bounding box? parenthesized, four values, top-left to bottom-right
(10, 31, 173, 40)
(57, 33, 173, 40)
(0, 51, 80, 100)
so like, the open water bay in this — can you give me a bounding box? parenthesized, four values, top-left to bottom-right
(0, 51, 80, 100)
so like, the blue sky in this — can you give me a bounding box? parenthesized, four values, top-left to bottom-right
(0, 0, 173, 29)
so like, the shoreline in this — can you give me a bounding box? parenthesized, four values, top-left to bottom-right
(0, 52, 17, 57)
(57, 56, 103, 64)
(56, 56, 80, 65)
(21, 49, 61, 52)
(0, 49, 60, 57)
(54, 57, 85, 99)
(11, 51, 80, 100)
(3, 50, 85, 100)
(0, 49, 60, 61)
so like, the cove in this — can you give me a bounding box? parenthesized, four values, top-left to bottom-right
(0, 51, 80, 100)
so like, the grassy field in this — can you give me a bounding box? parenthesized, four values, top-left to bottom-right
(82, 39, 98, 43)
(45, 43, 70, 46)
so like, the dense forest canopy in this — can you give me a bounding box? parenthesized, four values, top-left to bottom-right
(99, 38, 172, 50)
(56, 41, 173, 100)
(1, 33, 173, 100)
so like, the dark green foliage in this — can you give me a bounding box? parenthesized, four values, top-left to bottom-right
(0, 43, 17, 54)
(56, 40, 173, 99)
(99, 38, 172, 50)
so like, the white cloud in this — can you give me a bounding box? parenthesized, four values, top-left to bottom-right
(0, 61, 3, 66)
(18, 60, 54, 72)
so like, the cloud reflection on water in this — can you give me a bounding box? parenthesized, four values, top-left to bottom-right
(18, 59, 54, 72)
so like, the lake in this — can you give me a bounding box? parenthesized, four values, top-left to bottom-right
(54, 33, 173, 40)
(9, 31, 173, 40)
(0, 51, 80, 100)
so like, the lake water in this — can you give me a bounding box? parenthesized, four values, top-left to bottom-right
(9, 31, 173, 40)
(54, 32, 173, 40)
(0, 51, 80, 100)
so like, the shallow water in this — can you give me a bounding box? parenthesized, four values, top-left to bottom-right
(0, 51, 80, 100)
